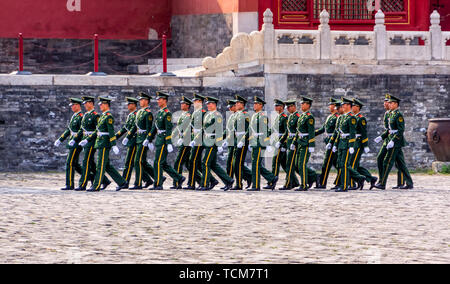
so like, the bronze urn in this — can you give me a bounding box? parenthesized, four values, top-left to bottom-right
(427, 118, 450, 162)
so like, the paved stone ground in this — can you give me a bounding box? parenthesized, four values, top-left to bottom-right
(0, 172, 449, 264)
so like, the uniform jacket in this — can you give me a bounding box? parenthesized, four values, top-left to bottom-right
(295, 111, 316, 148)
(59, 111, 83, 149)
(74, 109, 99, 148)
(149, 106, 173, 147)
(115, 110, 138, 147)
(315, 112, 339, 144)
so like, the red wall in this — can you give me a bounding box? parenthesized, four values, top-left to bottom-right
(172, 0, 258, 15)
(0, 0, 171, 39)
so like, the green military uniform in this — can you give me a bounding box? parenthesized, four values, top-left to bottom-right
(86, 97, 127, 191)
(315, 98, 340, 188)
(172, 96, 192, 188)
(245, 97, 277, 191)
(348, 99, 377, 189)
(271, 99, 289, 179)
(115, 97, 151, 186)
(294, 97, 318, 191)
(74, 96, 110, 190)
(376, 95, 413, 189)
(224, 100, 238, 178)
(376, 94, 405, 188)
(331, 98, 364, 192)
(185, 94, 218, 189)
(282, 101, 301, 189)
(56, 98, 83, 190)
(199, 97, 234, 190)
(126, 92, 155, 189)
(148, 92, 184, 189)
(232, 95, 253, 190)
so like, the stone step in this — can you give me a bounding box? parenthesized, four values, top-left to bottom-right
(147, 58, 203, 65)
(137, 64, 197, 74)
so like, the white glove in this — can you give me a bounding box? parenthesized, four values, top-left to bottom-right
(266, 146, 274, 153)
(349, 147, 355, 154)
(248, 145, 253, 151)
(374, 136, 382, 144)
(54, 139, 61, 147)
(364, 147, 370, 154)
(177, 138, 183, 146)
(143, 139, 149, 147)
(122, 138, 129, 146)
(79, 139, 88, 147)
(189, 141, 196, 147)
(326, 143, 332, 150)
(387, 141, 394, 149)
(290, 144, 296, 151)
(332, 146, 337, 153)
(237, 141, 244, 149)
(281, 147, 287, 152)
(148, 143, 155, 152)
(275, 142, 281, 149)
(222, 141, 228, 148)
(112, 146, 120, 155)
(218, 146, 224, 154)
(167, 144, 173, 153)
(309, 147, 315, 153)
(68, 140, 75, 147)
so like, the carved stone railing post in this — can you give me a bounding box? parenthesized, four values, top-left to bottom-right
(374, 10, 387, 60)
(319, 10, 331, 60)
(263, 9, 275, 60)
(430, 10, 443, 60)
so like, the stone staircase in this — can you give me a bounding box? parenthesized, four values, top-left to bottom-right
(137, 58, 203, 74)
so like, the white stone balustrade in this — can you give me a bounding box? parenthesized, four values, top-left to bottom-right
(200, 9, 449, 76)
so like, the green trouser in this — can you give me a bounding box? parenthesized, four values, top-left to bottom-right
(284, 148, 300, 188)
(233, 145, 253, 189)
(226, 146, 236, 177)
(92, 147, 126, 191)
(154, 144, 182, 187)
(173, 146, 191, 186)
(134, 143, 154, 187)
(79, 145, 109, 188)
(297, 146, 318, 188)
(122, 144, 151, 184)
(272, 148, 287, 178)
(65, 146, 82, 188)
(336, 148, 353, 190)
(350, 145, 374, 187)
(379, 147, 413, 187)
(377, 143, 404, 186)
(252, 147, 276, 189)
(187, 146, 218, 187)
(201, 146, 233, 187)
(319, 148, 338, 187)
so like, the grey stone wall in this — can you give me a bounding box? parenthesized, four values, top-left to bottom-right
(286, 74, 450, 170)
(170, 14, 233, 58)
(0, 84, 262, 172)
(0, 38, 163, 75)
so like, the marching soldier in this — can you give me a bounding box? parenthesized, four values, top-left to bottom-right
(115, 97, 152, 188)
(73, 96, 110, 191)
(374, 95, 414, 190)
(330, 97, 364, 192)
(294, 97, 319, 191)
(269, 99, 288, 188)
(245, 97, 278, 191)
(280, 100, 301, 190)
(374, 94, 405, 189)
(80, 97, 128, 192)
(184, 94, 219, 190)
(315, 98, 340, 189)
(220, 99, 238, 189)
(147, 91, 186, 190)
(198, 97, 234, 191)
(348, 98, 378, 190)
(230, 95, 253, 191)
(328, 101, 345, 190)
(54, 98, 84, 190)
(171, 96, 193, 189)
(125, 92, 155, 190)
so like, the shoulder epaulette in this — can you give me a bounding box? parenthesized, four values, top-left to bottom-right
(349, 113, 353, 116)
(145, 109, 150, 112)
(358, 114, 363, 118)
(243, 111, 247, 114)
(164, 109, 169, 113)
(93, 111, 98, 115)
(296, 113, 301, 117)
(106, 112, 111, 115)
(79, 113, 83, 117)
(306, 112, 311, 116)
(334, 113, 339, 117)
(282, 113, 287, 117)
(202, 109, 206, 113)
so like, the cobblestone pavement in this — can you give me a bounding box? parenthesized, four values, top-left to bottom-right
(0, 172, 449, 264)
